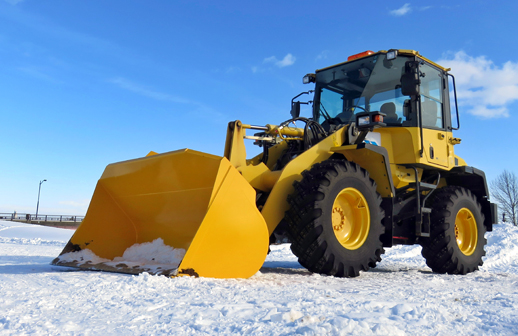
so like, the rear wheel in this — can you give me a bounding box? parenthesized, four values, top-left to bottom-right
(285, 160, 385, 277)
(420, 186, 486, 274)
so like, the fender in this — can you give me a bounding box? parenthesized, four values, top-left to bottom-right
(330, 143, 395, 198)
(444, 166, 498, 231)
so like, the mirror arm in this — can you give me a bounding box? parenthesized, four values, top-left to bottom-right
(290, 90, 314, 119)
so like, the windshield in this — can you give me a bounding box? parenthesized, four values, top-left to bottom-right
(315, 54, 410, 126)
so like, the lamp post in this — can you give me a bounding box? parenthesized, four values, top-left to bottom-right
(35, 179, 47, 221)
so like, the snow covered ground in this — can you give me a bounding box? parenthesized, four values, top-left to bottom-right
(0, 220, 517, 335)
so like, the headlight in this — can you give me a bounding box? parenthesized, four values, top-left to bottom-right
(355, 112, 386, 131)
(358, 116, 370, 126)
(386, 49, 398, 60)
(302, 73, 316, 84)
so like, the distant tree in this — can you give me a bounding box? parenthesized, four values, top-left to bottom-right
(490, 170, 518, 226)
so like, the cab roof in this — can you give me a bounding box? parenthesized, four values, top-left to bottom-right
(315, 49, 451, 73)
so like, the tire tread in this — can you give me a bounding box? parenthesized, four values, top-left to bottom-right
(285, 159, 385, 277)
(420, 186, 486, 275)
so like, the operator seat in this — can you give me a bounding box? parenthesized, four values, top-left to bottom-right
(380, 102, 399, 123)
(421, 100, 440, 128)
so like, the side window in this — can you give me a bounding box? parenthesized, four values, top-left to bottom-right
(319, 88, 343, 123)
(420, 64, 444, 129)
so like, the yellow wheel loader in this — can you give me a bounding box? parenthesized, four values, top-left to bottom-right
(53, 49, 498, 278)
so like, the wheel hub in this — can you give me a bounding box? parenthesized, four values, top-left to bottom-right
(332, 187, 370, 250)
(332, 207, 348, 231)
(455, 207, 478, 256)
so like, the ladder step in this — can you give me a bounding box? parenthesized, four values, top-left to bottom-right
(417, 209, 432, 237)
(419, 182, 437, 190)
(408, 182, 437, 191)
(408, 182, 437, 190)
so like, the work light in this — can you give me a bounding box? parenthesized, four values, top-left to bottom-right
(386, 49, 398, 60)
(302, 73, 316, 84)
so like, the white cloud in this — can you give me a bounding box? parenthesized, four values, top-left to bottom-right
(263, 53, 296, 68)
(390, 3, 412, 16)
(469, 105, 508, 118)
(225, 66, 240, 73)
(263, 56, 277, 63)
(316, 50, 329, 62)
(108, 77, 190, 104)
(277, 54, 296, 67)
(17, 66, 62, 84)
(438, 51, 518, 119)
(108, 77, 225, 121)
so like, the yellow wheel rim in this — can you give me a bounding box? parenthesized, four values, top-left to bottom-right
(331, 187, 370, 250)
(455, 208, 478, 256)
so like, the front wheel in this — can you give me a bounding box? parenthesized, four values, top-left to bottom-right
(420, 186, 486, 275)
(285, 160, 385, 277)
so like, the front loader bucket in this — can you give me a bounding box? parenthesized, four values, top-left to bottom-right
(52, 149, 269, 278)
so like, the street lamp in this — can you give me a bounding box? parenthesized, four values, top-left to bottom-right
(35, 179, 47, 221)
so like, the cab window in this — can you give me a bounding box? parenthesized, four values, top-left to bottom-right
(369, 88, 408, 125)
(420, 63, 444, 129)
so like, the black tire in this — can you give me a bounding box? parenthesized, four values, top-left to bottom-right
(420, 186, 486, 275)
(285, 159, 385, 277)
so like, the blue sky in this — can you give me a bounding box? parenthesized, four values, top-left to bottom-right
(1, 0, 517, 215)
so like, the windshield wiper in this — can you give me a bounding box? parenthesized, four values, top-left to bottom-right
(320, 103, 332, 122)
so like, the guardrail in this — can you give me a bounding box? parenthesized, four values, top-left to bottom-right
(0, 212, 85, 223)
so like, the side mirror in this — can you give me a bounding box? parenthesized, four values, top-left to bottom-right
(291, 101, 301, 118)
(401, 61, 420, 96)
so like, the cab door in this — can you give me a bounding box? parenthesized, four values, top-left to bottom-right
(419, 63, 450, 168)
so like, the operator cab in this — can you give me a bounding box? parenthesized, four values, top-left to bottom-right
(306, 50, 453, 133)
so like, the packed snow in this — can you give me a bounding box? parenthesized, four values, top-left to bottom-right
(55, 238, 186, 275)
(113, 238, 185, 266)
(1, 219, 517, 335)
